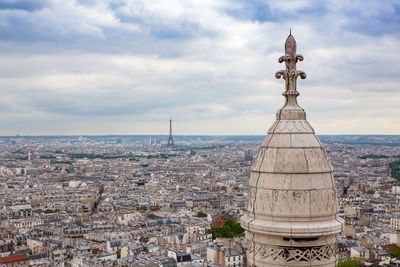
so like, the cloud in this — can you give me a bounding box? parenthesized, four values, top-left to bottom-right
(0, 0, 399, 135)
(0, 0, 50, 12)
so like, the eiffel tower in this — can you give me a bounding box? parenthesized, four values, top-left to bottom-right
(167, 118, 174, 146)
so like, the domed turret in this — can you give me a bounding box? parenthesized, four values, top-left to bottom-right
(241, 33, 343, 267)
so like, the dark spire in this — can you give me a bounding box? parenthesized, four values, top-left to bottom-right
(167, 118, 174, 146)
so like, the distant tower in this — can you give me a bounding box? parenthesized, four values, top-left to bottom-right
(167, 118, 175, 146)
(241, 33, 343, 266)
(28, 150, 31, 160)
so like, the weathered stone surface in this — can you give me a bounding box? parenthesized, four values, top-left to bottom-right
(241, 33, 343, 267)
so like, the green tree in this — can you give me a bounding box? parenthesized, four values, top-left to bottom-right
(197, 211, 207, 218)
(209, 218, 245, 239)
(116, 249, 121, 259)
(210, 227, 219, 238)
(224, 218, 235, 229)
(137, 206, 148, 211)
(343, 186, 349, 195)
(338, 257, 363, 267)
(390, 161, 400, 180)
(231, 222, 245, 235)
(366, 189, 375, 194)
(391, 245, 400, 259)
(220, 225, 234, 238)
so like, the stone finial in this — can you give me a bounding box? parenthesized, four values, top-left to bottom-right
(275, 33, 307, 99)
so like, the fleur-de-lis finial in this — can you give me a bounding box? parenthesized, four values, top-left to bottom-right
(275, 32, 306, 100)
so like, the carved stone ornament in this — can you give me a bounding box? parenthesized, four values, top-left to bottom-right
(275, 32, 307, 97)
(248, 241, 337, 263)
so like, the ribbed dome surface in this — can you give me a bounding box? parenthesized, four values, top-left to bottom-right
(241, 34, 343, 267)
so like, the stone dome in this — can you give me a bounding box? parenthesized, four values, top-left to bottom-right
(241, 33, 343, 267)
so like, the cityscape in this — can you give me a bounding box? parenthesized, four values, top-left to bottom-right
(0, 133, 400, 266)
(1, 0, 400, 267)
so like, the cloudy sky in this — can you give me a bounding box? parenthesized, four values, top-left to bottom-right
(0, 0, 399, 135)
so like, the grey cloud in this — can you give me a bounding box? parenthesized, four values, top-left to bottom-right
(0, 0, 399, 134)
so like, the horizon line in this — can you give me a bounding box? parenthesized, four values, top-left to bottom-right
(1, 134, 400, 137)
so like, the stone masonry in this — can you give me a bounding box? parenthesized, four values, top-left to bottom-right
(241, 33, 343, 267)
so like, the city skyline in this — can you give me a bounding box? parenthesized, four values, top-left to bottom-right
(0, 0, 399, 135)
